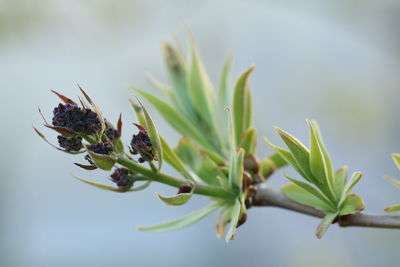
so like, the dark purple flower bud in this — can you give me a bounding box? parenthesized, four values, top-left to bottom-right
(105, 127, 119, 140)
(57, 135, 83, 151)
(130, 124, 155, 163)
(87, 142, 113, 155)
(110, 167, 133, 190)
(177, 184, 193, 194)
(52, 103, 101, 135)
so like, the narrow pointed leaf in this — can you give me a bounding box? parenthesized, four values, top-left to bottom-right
(342, 171, 363, 196)
(135, 97, 163, 172)
(339, 194, 365, 215)
(232, 65, 255, 144)
(218, 53, 232, 108)
(387, 176, 400, 189)
(216, 204, 233, 238)
(225, 199, 242, 242)
(130, 180, 152, 192)
(275, 127, 313, 180)
(282, 184, 335, 214)
(74, 163, 97, 170)
(384, 205, 400, 212)
(315, 212, 339, 239)
(160, 137, 189, 177)
(284, 174, 333, 207)
(307, 120, 335, 199)
(33, 126, 83, 154)
(129, 98, 146, 126)
(333, 166, 348, 198)
(136, 202, 221, 232)
(229, 148, 245, 192)
(264, 137, 307, 179)
(73, 175, 120, 192)
(187, 41, 217, 133)
(240, 127, 257, 156)
(156, 191, 193, 206)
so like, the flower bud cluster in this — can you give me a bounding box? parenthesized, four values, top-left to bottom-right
(110, 167, 133, 190)
(130, 126, 155, 163)
(52, 103, 101, 135)
(57, 135, 83, 151)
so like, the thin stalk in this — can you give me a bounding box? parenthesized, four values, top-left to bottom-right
(117, 156, 234, 199)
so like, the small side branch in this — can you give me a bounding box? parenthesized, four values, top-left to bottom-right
(252, 183, 400, 229)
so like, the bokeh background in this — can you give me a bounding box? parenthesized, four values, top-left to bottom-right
(2, 0, 400, 266)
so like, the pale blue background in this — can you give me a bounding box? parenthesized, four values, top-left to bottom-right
(1, 0, 400, 266)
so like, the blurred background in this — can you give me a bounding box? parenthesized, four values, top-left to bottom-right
(1, 0, 400, 266)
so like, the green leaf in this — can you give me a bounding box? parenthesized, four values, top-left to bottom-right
(136, 201, 221, 232)
(307, 120, 335, 200)
(284, 174, 333, 208)
(339, 194, 365, 215)
(160, 137, 190, 178)
(156, 191, 193, 206)
(130, 87, 211, 151)
(229, 148, 245, 192)
(333, 166, 348, 198)
(85, 148, 116, 171)
(135, 97, 163, 172)
(73, 175, 121, 192)
(162, 43, 195, 120)
(342, 171, 363, 196)
(384, 205, 400, 212)
(274, 127, 314, 182)
(218, 53, 232, 108)
(264, 137, 307, 178)
(232, 65, 255, 144)
(187, 41, 217, 135)
(216, 204, 233, 238)
(281, 184, 335, 214)
(392, 153, 400, 170)
(72, 174, 149, 193)
(225, 199, 242, 242)
(174, 137, 225, 186)
(240, 127, 257, 156)
(128, 98, 146, 126)
(315, 212, 339, 239)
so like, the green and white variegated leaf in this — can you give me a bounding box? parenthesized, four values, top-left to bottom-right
(333, 166, 348, 199)
(232, 65, 255, 145)
(315, 212, 339, 239)
(135, 97, 163, 172)
(281, 184, 336, 214)
(240, 127, 257, 156)
(136, 201, 221, 232)
(339, 194, 365, 216)
(187, 41, 217, 137)
(284, 174, 333, 209)
(216, 204, 233, 238)
(274, 127, 315, 183)
(307, 119, 335, 200)
(218, 53, 233, 109)
(225, 199, 242, 242)
(156, 191, 193, 206)
(264, 137, 308, 179)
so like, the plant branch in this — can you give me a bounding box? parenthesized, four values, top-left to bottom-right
(252, 183, 400, 229)
(117, 156, 234, 199)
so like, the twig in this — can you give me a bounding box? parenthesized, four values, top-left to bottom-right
(252, 183, 400, 229)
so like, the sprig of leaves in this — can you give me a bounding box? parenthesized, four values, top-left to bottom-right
(265, 119, 364, 238)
